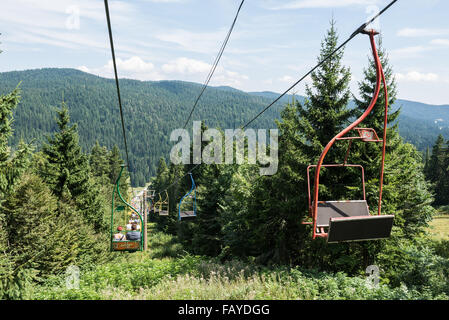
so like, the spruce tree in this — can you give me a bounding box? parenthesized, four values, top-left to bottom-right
(109, 144, 129, 185)
(154, 157, 169, 191)
(243, 21, 355, 266)
(427, 135, 445, 183)
(192, 163, 229, 256)
(443, 139, 449, 205)
(90, 141, 110, 183)
(0, 88, 31, 197)
(220, 163, 258, 259)
(246, 101, 309, 264)
(41, 103, 89, 199)
(2, 174, 80, 277)
(424, 146, 430, 176)
(351, 36, 433, 267)
(40, 103, 107, 231)
(0, 86, 32, 298)
(298, 19, 355, 201)
(426, 135, 448, 206)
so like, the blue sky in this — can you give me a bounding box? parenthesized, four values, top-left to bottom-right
(1, 0, 448, 105)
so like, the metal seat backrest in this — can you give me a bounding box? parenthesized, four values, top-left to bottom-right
(317, 200, 370, 227)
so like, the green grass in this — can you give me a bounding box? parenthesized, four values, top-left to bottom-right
(428, 206, 449, 241)
(428, 215, 449, 241)
(27, 254, 433, 300)
(22, 226, 448, 300)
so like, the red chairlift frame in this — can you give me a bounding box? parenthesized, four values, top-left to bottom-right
(306, 29, 391, 241)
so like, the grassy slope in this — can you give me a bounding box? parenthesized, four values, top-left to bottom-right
(24, 225, 441, 300)
(428, 207, 449, 241)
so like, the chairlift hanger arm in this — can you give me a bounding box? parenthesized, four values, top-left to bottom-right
(178, 173, 197, 221)
(311, 30, 383, 240)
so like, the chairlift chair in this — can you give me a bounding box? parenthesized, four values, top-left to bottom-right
(303, 29, 394, 243)
(147, 189, 155, 215)
(158, 191, 169, 216)
(110, 165, 144, 252)
(178, 173, 197, 220)
(153, 194, 161, 215)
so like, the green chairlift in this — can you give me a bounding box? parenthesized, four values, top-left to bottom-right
(110, 165, 144, 252)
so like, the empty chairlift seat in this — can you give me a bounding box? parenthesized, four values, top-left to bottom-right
(179, 194, 196, 219)
(178, 174, 197, 221)
(316, 200, 394, 243)
(179, 209, 196, 219)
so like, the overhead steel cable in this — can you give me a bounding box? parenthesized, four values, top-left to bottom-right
(104, 0, 131, 168)
(156, 0, 245, 193)
(157, 0, 398, 195)
(241, 0, 398, 130)
(103, 0, 244, 195)
(182, 0, 245, 129)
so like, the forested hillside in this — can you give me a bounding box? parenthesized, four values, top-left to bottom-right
(0, 69, 284, 186)
(0, 68, 448, 186)
(251, 91, 449, 151)
(2, 19, 449, 302)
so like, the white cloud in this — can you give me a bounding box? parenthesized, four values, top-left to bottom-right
(0, 0, 134, 29)
(77, 66, 90, 73)
(397, 28, 449, 37)
(1, 0, 138, 55)
(279, 75, 294, 82)
(161, 57, 248, 86)
(270, 0, 380, 10)
(155, 29, 227, 54)
(390, 46, 432, 59)
(77, 56, 249, 87)
(431, 39, 449, 46)
(78, 56, 161, 81)
(162, 58, 211, 74)
(212, 70, 249, 87)
(287, 64, 306, 72)
(113, 56, 155, 73)
(395, 71, 439, 82)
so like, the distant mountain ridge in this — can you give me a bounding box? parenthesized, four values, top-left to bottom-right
(0, 68, 285, 185)
(0, 68, 448, 185)
(246, 90, 449, 151)
(248, 91, 449, 123)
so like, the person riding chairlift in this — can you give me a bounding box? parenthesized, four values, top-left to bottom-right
(113, 226, 125, 241)
(126, 223, 141, 241)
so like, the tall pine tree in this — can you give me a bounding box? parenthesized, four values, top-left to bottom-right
(244, 21, 357, 266)
(350, 36, 433, 271)
(426, 135, 448, 206)
(298, 19, 355, 201)
(0, 86, 32, 299)
(39, 103, 107, 231)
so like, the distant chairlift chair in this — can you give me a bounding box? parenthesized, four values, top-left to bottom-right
(147, 189, 155, 216)
(158, 191, 170, 216)
(153, 194, 161, 215)
(178, 173, 197, 220)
